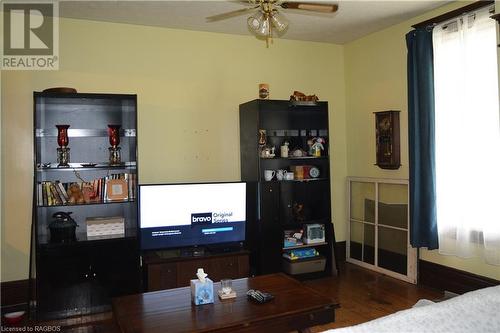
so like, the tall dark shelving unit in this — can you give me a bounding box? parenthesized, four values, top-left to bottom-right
(240, 99, 337, 278)
(31, 92, 140, 319)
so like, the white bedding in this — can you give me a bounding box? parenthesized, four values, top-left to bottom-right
(324, 285, 500, 333)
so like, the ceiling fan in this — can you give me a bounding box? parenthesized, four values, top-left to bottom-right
(206, 0, 339, 46)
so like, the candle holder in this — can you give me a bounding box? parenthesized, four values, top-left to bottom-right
(56, 125, 70, 167)
(107, 125, 122, 165)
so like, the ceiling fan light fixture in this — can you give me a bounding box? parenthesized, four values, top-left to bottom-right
(271, 11, 288, 32)
(255, 15, 270, 37)
(247, 15, 261, 31)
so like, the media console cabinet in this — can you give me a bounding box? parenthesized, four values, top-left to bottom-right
(143, 250, 250, 291)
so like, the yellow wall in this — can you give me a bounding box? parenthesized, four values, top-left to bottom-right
(0, 18, 348, 282)
(344, 1, 500, 281)
(2, 1, 499, 283)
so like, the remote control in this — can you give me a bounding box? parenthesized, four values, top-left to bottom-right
(246, 289, 274, 303)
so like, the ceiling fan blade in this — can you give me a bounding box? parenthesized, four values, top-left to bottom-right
(280, 2, 338, 13)
(229, 0, 258, 6)
(206, 7, 258, 22)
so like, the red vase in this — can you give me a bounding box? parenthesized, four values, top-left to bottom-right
(56, 125, 70, 147)
(108, 125, 121, 148)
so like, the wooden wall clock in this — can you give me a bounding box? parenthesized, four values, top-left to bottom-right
(374, 110, 401, 170)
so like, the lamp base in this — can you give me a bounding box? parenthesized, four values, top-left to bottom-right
(109, 146, 121, 165)
(57, 147, 70, 167)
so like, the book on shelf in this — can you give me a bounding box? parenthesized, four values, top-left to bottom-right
(37, 172, 137, 206)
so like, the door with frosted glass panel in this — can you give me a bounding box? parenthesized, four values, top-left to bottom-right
(347, 178, 416, 283)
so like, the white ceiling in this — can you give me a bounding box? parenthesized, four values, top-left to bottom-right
(60, 0, 451, 44)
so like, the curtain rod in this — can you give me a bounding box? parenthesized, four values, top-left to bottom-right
(412, 0, 494, 29)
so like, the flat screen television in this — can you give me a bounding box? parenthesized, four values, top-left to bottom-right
(139, 182, 246, 251)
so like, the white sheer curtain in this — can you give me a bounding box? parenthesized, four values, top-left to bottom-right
(433, 6, 500, 265)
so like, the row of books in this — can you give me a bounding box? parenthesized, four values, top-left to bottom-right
(37, 173, 137, 206)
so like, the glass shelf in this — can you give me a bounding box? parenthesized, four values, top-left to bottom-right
(36, 128, 136, 138)
(37, 162, 137, 172)
(37, 199, 135, 208)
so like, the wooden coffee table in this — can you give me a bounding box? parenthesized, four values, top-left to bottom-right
(112, 273, 339, 333)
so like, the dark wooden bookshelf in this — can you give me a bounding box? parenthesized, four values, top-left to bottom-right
(239, 99, 337, 278)
(30, 92, 140, 320)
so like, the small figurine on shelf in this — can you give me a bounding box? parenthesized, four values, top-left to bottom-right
(260, 146, 275, 158)
(258, 129, 267, 147)
(280, 141, 289, 158)
(311, 137, 326, 157)
(67, 184, 85, 205)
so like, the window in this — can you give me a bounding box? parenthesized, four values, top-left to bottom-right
(433, 5, 500, 265)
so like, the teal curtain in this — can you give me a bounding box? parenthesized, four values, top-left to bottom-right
(406, 28, 438, 250)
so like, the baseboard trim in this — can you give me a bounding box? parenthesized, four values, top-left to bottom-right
(418, 259, 500, 294)
(1, 279, 31, 310)
(335, 241, 346, 262)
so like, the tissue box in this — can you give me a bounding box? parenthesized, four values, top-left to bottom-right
(190, 278, 214, 305)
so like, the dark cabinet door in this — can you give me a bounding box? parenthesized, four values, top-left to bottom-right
(36, 248, 92, 317)
(259, 182, 282, 274)
(280, 180, 331, 225)
(148, 263, 178, 291)
(211, 256, 240, 281)
(177, 259, 214, 287)
(89, 240, 140, 309)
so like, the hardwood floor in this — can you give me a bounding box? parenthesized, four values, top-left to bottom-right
(304, 262, 443, 332)
(25, 263, 443, 332)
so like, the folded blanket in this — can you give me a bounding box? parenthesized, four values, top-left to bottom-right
(324, 285, 500, 333)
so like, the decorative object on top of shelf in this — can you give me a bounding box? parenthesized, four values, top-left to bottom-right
(48, 211, 78, 243)
(56, 124, 70, 167)
(374, 110, 401, 170)
(280, 140, 289, 158)
(108, 124, 122, 165)
(259, 83, 269, 99)
(289, 91, 319, 105)
(43, 87, 77, 93)
(311, 137, 325, 157)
